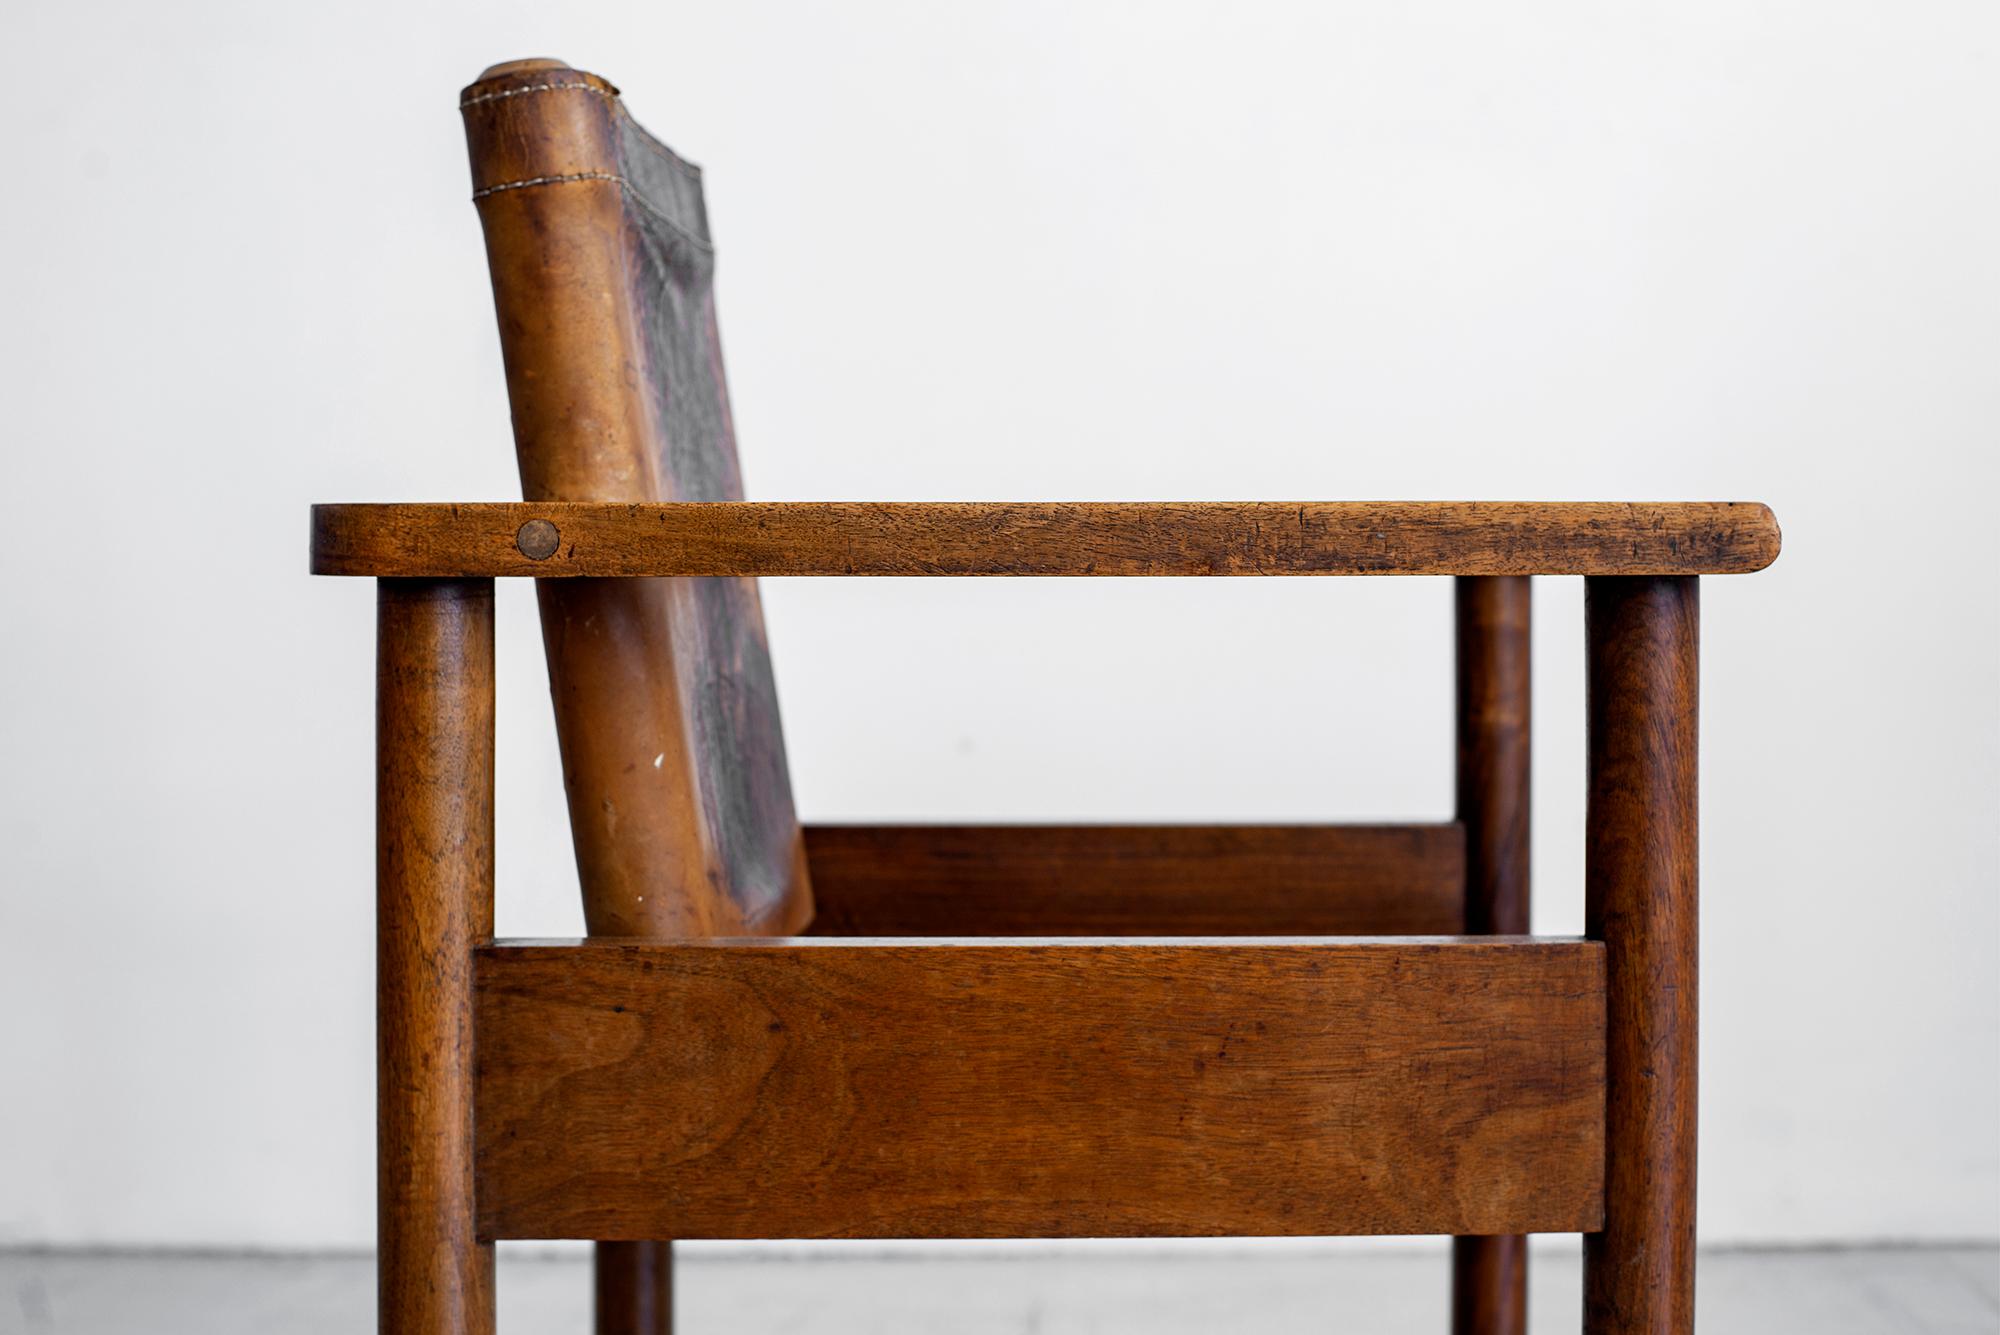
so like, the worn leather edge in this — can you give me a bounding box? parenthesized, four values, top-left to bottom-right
(457, 61, 817, 940)
(462, 62, 653, 501)
(460, 65, 623, 197)
(462, 61, 710, 933)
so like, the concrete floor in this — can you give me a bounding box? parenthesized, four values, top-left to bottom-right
(3, 1244, 1995, 1333)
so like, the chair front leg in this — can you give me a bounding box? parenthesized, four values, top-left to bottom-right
(377, 578, 497, 1335)
(1584, 577, 1699, 1334)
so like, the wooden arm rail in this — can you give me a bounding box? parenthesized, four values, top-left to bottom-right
(474, 936, 1607, 1241)
(311, 501, 1780, 578)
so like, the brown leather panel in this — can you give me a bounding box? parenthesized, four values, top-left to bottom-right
(461, 67, 624, 201)
(462, 61, 811, 937)
(460, 69, 648, 498)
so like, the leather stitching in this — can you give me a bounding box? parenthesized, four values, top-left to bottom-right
(471, 170, 624, 199)
(466, 172, 716, 253)
(460, 81, 615, 110)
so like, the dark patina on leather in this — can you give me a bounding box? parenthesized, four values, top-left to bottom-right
(462, 60, 811, 937)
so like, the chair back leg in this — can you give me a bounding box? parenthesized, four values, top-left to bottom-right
(597, 1241, 672, 1334)
(1452, 576, 1533, 1335)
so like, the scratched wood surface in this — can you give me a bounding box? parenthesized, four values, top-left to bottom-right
(802, 824, 1466, 936)
(310, 501, 1781, 578)
(472, 938, 1607, 1241)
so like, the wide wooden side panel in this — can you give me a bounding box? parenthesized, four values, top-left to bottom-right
(474, 939, 1605, 1240)
(803, 824, 1466, 936)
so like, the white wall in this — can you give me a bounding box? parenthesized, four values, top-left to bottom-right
(1, 0, 1994, 1251)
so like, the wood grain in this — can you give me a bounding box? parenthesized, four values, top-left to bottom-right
(803, 824, 1466, 936)
(1453, 576, 1533, 1335)
(1584, 577, 1699, 1334)
(472, 938, 1606, 1241)
(310, 501, 1781, 578)
(377, 580, 496, 1334)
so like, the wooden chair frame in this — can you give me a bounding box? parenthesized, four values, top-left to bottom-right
(316, 500, 1774, 1334)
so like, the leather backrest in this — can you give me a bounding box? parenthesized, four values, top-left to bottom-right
(461, 59, 812, 936)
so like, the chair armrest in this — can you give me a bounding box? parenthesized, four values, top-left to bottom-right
(309, 501, 1780, 577)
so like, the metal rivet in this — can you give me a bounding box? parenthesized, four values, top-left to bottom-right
(516, 519, 561, 560)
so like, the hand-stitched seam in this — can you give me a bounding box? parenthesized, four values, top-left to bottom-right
(466, 172, 717, 252)
(471, 170, 623, 199)
(460, 80, 616, 110)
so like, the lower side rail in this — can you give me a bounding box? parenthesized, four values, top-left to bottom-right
(474, 937, 1605, 1241)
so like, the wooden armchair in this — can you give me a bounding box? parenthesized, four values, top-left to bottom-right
(311, 59, 1781, 1335)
